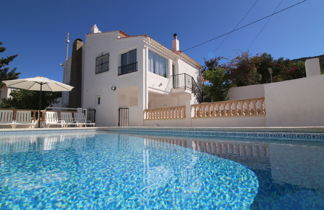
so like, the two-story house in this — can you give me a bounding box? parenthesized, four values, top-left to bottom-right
(62, 25, 201, 126)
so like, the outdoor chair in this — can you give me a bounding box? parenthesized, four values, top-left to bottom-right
(60, 112, 77, 127)
(0, 110, 15, 128)
(74, 112, 95, 127)
(45, 112, 63, 128)
(15, 111, 37, 128)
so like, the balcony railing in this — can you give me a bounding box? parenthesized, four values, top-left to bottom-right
(172, 73, 202, 102)
(118, 62, 137, 76)
(191, 97, 266, 118)
(144, 106, 186, 120)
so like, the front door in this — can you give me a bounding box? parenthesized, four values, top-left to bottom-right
(118, 108, 129, 126)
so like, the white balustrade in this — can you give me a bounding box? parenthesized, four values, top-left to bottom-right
(191, 97, 265, 118)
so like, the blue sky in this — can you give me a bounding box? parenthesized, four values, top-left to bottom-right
(1, 0, 323, 81)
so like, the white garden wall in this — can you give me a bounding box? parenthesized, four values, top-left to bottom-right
(0, 87, 12, 101)
(144, 75, 324, 127)
(264, 75, 324, 126)
(143, 119, 191, 127)
(191, 117, 266, 127)
(228, 84, 265, 100)
(143, 116, 266, 127)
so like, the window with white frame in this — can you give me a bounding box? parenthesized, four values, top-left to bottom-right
(149, 50, 168, 77)
(95, 53, 109, 74)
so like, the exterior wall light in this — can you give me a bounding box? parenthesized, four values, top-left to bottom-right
(111, 85, 117, 91)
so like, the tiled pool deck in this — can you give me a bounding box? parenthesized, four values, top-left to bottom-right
(1, 126, 324, 142)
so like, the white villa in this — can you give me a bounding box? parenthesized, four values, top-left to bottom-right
(61, 25, 324, 127)
(62, 25, 201, 126)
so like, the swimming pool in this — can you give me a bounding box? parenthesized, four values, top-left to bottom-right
(0, 130, 323, 209)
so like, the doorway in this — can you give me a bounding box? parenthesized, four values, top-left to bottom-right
(118, 108, 129, 126)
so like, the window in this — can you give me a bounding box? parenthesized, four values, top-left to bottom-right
(97, 96, 101, 105)
(95, 53, 109, 74)
(149, 50, 168, 77)
(118, 49, 137, 75)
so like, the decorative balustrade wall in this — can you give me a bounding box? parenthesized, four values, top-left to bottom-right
(144, 106, 186, 120)
(191, 97, 265, 118)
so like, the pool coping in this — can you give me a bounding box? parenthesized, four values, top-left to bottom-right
(1, 126, 324, 133)
(1, 126, 324, 142)
(101, 126, 324, 133)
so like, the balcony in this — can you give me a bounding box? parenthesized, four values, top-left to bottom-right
(172, 73, 202, 101)
(118, 62, 137, 76)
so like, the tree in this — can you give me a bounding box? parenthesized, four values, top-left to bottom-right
(227, 52, 306, 86)
(252, 53, 275, 83)
(0, 90, 60, 110)
(228, 52, 261, 86)
(0, 42, 61, 109)
(0, 42, 20, 87)
(202, 57, 231, 102)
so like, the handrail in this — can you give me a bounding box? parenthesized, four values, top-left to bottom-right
(144, 106, 186, 120)
(191, 97, 266, 118)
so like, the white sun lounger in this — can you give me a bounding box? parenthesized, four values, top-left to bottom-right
(74, 112, 95, 127)
(60, 112, 77, 127)
(15, 111, 37, 128)
(0, 110, 15, 128)
(45, 112, 64, 128)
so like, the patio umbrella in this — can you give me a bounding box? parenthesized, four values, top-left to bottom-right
(3, 76, 74, 127)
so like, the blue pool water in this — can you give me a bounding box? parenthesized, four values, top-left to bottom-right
(0, 131, 323, 209)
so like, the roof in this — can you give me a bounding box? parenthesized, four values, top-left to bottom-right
(117, 31, 201, 69)
(86, 29, 201, 69)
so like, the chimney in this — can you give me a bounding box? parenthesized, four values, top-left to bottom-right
(90, 24, 101, 34)
(69, 39, 83, 108)
(172, 33, 180, 51)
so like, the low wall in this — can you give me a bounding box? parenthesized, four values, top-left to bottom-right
(265, 75, 324, 126)
(192, 116, 265, 127)
(142, 75, 324, 127)
(228, 84, 265, 100)
(143, 117, 266, 127)
(143, 119, 190, 127)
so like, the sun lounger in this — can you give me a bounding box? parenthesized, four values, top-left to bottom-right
(45, 112, 63, 128)
(60, 112, 77, 127)
(15, 111, 37, 128)
(0, 110, 15, 128)
(74, 112, 95, 127)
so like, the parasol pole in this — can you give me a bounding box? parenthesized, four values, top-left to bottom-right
(38, 83, 43, 128)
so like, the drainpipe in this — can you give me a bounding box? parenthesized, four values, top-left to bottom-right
(145, 45, 148, 110)
(143, 42, 149, 125)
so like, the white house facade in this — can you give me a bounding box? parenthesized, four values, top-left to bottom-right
(62, 25, 201, 126)
(0, 87, 13, 102)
